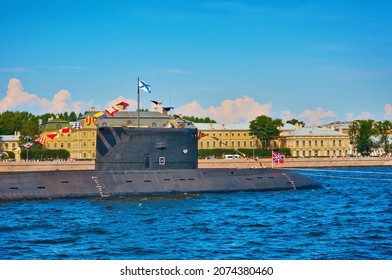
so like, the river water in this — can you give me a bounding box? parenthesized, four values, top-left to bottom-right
(0, 167, 391, 260)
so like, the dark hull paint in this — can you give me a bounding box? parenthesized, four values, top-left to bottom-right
(0, 168, 321, 202)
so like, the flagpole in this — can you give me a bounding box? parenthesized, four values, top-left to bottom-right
(137, 77, 140, 127)
(271, 151, 273, 169)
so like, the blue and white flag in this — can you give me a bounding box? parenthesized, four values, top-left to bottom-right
(21, 141, 35, 149)
(138, 79, 151, 93)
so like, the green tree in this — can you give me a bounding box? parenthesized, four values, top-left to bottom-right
(374, 120, 392, 154)
(69, 111, 78, 122)
(353, 120, 375, 156)
(286, 119, 305, 127)
(182, 116, 217, 123)
(249, 115, 283, 150)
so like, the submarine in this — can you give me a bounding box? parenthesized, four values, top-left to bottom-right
(0, 125, 321, 202)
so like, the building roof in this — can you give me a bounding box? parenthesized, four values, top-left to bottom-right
(278, 123, 296, 131)
(286, 127, 348, 137)
(0, 135, 20, 141)
(40, 117, 71, 130)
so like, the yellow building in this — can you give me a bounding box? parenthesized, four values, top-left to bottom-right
(0, 132, 20, 152)
(40, 117, 97, 160)
(195, 122, 351, 158)
(284, 126, 350, 157)
(193, 123, 259, 150)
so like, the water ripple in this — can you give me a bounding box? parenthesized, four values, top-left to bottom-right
(0, 167, 391, 260)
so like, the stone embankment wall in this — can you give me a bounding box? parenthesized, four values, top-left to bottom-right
(0, 157, 391, 172)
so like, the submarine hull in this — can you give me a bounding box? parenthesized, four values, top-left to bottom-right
(0, 127, 322, 201)
(0, 168, 321, 201)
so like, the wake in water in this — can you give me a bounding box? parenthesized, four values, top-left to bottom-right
(289, 167, 392, 181)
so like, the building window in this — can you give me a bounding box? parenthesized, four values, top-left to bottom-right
(250, 140, 253, 147)
(296, 140, 299, 147)
(333, 140, 336, 146)
(321, 140, 324, 147)
(296, 151, 300, 157)
(151, 122, 157, 127)
(244, 141, 247, 147)
(83, 142, 87, 148)
(200, 141, 203, 148)
(231, 141, 234, 147)
(339, 140, 342, 146)
(238, 141, 241, 147)
(315, 140, 318, 146)
(212, 141, 216, 147)
(302, 140, 305, 146)
(309, 140, 312, 147)
(206, 141, 210, 147)
(92, 141, 95, 148)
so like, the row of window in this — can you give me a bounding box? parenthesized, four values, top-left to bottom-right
(47, 141, 96, 149)
(289, 139, 346, 148)
(1, 142, 18, 150)
(295, 150, 349, 157)
(206, 132, 251, 137)
(200, 140, 255, 148)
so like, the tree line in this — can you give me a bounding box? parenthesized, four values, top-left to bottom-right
(349, 120, 392, 156)
(1, 110, 391, 158)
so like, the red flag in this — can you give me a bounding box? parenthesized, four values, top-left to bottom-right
(34, 137, 47, 145)
(60, 127, 71, 135)
(272, 151, 285, 164)
(84, 117, 96, 125)
(47, 132, 59, 140)
(105, 106, 119, 117)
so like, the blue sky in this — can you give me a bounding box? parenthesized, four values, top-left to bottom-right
(1, 0, 391, 125)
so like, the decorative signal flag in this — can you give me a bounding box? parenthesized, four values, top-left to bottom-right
(84, 117, 96, 125)
(116, 101, 129, 110)
(105, 106, 119, 117)
(46, 132, 59, 140)
(272, 151, 285, 164)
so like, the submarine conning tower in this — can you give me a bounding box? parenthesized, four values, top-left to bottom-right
(95, 127, 199, 171)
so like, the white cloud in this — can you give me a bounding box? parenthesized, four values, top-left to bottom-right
(105, 96, 138, 111)
(297, 107, 337, 126)
(384, 104, 392, 120)
(280, 110, 296, 122)
(346, 111, 375, 121)
(0, 78, 88, 114)
(175, 96, 272, 123)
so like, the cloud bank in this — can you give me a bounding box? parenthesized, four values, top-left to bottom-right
(175, 96, 272, 123)
(0, 78, 86, 114)
(384, 104, 392, 120)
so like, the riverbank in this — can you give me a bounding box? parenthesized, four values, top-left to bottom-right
(0, 157, 391, 172)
